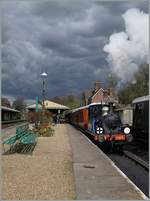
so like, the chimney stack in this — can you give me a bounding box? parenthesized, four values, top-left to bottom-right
(94, 80, 101, 92)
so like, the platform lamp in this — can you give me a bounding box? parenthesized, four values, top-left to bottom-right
(41, 72, 48, 123)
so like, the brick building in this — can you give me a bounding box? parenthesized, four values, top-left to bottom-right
(81, 81, 118, 106)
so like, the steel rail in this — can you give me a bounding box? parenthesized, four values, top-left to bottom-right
(123, 150, 149, 170)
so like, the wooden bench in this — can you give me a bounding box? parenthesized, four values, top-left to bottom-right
(3, 123, 37, 153)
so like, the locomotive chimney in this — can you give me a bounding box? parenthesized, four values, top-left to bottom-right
(94, 80, 101, 91)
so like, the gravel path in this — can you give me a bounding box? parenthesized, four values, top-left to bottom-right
(2, 124, 76, 200)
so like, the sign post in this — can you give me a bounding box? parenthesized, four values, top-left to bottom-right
(35, 96, 38, 128)
(57, 109, 60, 124)
(36, 96, 38, 112)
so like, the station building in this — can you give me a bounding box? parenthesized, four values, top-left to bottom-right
(1, 106, 20, 122)
(81, 81, 118, 106)
(26, 100, 69, 122)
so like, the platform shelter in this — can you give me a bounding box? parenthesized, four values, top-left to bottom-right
(27, 100, 69, 123)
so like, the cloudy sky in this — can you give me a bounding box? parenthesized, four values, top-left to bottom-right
(1, 0, 149, 101)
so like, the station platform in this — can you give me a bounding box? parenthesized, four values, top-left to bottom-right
(2, 124, 148, 200)
(67, 124, 147, 200)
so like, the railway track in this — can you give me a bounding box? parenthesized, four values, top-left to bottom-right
(123, 150, 149, 170)
(2, 120, 27, 129)
(108, 153, 149, 197)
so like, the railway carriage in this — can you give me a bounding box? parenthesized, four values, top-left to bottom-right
(67, 102, 133, 152)
(132, 95, 149, 145)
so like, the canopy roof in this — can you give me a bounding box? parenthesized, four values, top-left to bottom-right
(1, 106, 20, 113)
(26, 103, 42, 109)
(27, 100, 69, 110)
(132, 95, 149, 104)
(44, 100, 69, 110)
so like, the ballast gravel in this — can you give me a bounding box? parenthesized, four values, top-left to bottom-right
(2, 124, 76, 200)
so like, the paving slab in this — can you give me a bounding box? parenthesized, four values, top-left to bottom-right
(66, 124, 147, 200)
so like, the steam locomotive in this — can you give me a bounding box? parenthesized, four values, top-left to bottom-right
(66, 102, 133, 152)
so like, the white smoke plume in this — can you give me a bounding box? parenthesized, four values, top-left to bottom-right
(103, 8, 149, 82)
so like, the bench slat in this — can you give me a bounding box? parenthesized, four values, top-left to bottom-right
(3, 136, 17, 145)
(3, 123, 37, 146)
(20, 134, 37, 144)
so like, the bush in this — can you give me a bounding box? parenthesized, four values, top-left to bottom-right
(29, 110, 55, 137)
(33, 124, 54, 137)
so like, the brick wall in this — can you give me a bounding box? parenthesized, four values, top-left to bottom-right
(91, 89, 104, 103)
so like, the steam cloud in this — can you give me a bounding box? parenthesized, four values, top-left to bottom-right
(103, 8, 149, 82)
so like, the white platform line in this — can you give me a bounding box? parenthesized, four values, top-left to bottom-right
(80, 131, 148, 200)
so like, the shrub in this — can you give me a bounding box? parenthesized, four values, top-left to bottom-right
(33, 124, 54, 137)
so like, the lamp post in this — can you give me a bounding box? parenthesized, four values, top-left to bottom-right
(41, 72, 48, 123)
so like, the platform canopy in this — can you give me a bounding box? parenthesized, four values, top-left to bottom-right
(44, 100, 69, 110)
(26, 100, 69, 112)
(26, 103, 42, 110)
(1, 106, 20, 113)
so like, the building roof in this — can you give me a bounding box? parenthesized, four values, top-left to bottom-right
(26, 100, 69, 110)
(90, 88, 104, 99)
(26, 103, 42, 109)
(132, 95, 149, 104)
(70, 102, 110, 113)
(88, 87, 118, 104)
(83, 89, 93, 98)
(44, 100, 69, 110)
(1, 106, 20, 113)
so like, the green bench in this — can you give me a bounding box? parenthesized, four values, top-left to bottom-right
(3, 123, 37, 153)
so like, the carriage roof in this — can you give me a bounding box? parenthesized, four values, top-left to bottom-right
(70, 102, 109, 113)
(132, 95, 149, 104)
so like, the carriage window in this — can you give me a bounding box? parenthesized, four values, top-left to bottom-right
(135, 102, 144, 115)
(90, 106, 101, 117)
(137, 103, 144, 110)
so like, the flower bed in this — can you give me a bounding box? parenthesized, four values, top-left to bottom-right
(33, 123, 54, 137)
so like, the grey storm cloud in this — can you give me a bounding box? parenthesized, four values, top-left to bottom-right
(1, 0, 149, 100)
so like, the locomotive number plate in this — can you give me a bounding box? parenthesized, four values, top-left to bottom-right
(114, 134, 126, 141)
